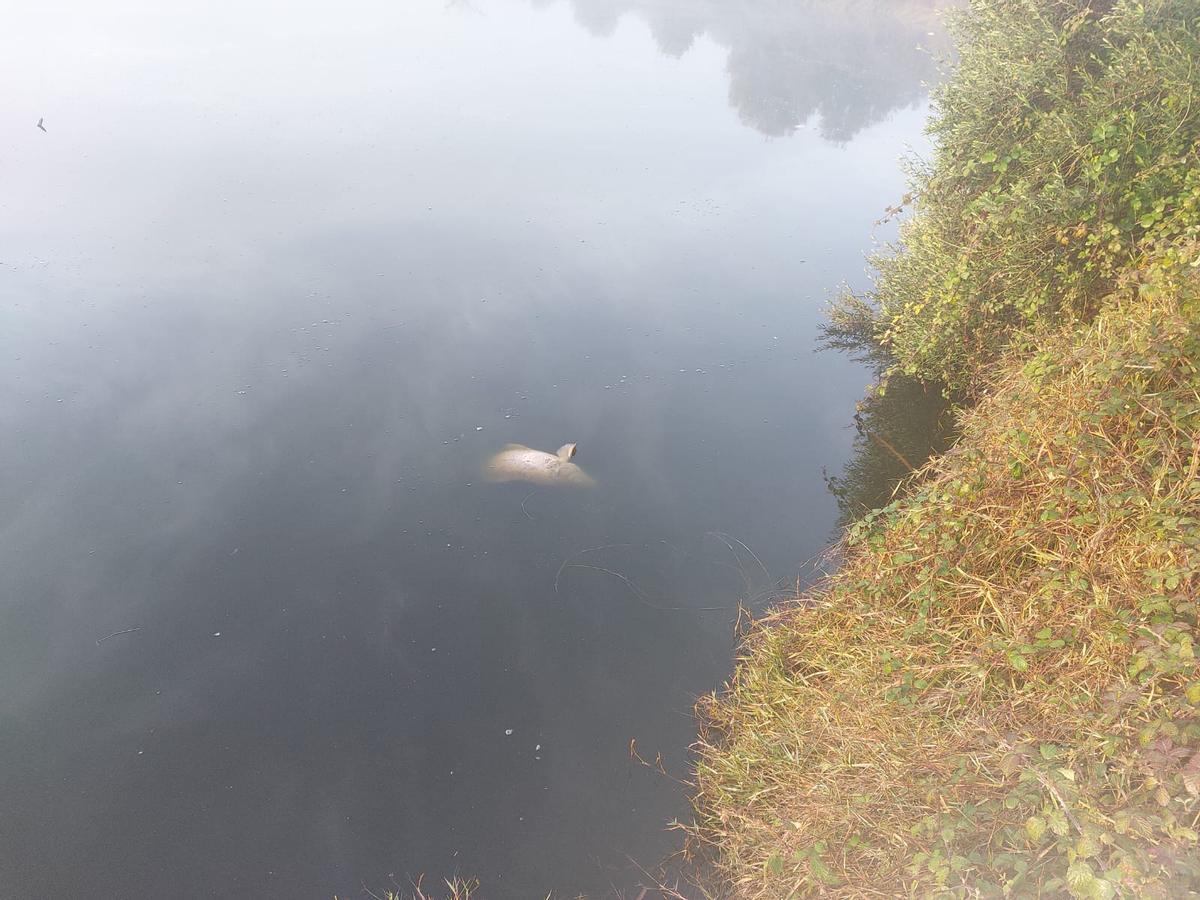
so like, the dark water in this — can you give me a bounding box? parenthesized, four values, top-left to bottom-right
(1, 1, 950, 896)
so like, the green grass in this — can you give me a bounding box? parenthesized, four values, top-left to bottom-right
(689, 1, 1200, 895)
(690, 258, 1200, 896)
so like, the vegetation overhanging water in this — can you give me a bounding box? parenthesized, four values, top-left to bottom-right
(691, 0, 1200, 895)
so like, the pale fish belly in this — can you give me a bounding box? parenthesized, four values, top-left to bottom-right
(483, 447, 596, 488)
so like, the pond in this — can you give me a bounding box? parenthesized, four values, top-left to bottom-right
(0, 1, 952, 896)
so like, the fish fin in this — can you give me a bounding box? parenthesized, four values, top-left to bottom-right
(556, 442, 578, 462)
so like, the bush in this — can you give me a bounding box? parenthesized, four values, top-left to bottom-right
(839, 0, 1200, 394)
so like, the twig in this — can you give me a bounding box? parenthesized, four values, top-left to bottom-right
(554, 544, 634, 595)
(1034, 770, 1084, 835)
(707, 531, 771, 580)
(555, 543, 735, 612)
(865, 428, 917, 471)
(629, 738, 693, 787)
(561, 564, 729, 612)
(96, 627, 140, 646)
(624, 854, 694, 900)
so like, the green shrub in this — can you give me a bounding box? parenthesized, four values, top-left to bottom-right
(841, 0, 1200, 394)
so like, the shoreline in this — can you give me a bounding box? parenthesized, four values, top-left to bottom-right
(688, 0, 1200, 894)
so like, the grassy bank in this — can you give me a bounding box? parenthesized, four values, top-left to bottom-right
(690, 1, 1200, 896)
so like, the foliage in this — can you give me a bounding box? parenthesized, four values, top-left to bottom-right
(830, 0, 1200, 394)
(690, 258, 1200, 896)
(691, 4, 1200, 895)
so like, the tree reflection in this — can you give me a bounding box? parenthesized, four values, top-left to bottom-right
(824, 373, 956, 527)
(557, 0, 958, 140)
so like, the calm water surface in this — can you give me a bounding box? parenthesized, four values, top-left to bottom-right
(1, 1, 950, 896)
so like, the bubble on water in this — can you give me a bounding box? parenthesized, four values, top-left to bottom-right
(475, 426, 484, 431)
(505, 729, 513, 736)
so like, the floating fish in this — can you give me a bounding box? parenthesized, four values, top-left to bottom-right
(483, 442, 596, 488)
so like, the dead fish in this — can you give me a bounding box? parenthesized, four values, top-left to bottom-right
(483, 442, 597, 488)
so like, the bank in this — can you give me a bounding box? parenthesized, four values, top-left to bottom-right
(689, 1, 1200, 896)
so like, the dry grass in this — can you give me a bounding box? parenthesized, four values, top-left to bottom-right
(352, 875, 480, 900)
(689, 260, 1200, 897)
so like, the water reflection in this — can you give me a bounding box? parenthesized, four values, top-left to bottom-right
(0, 0, 941, 895)
(824, 374, 956, 526)
(552, 0, 957, 139)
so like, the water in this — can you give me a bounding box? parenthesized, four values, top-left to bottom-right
(0, 1, 950, 896)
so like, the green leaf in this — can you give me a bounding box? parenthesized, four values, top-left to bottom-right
(1025, 816, 1047, 843)
(1048, 809, 1070, 837)
(1066, 861, 1096, 897)
(1076, 831, 1101, 858)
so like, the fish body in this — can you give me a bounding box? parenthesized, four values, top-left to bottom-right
(483, 442, 597, 488)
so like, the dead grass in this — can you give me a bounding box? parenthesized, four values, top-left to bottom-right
(353, 875, 480, 900)
(689, 259, 1200, 897)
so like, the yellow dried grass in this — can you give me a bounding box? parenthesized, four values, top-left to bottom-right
(690, 262, 1200, 897)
